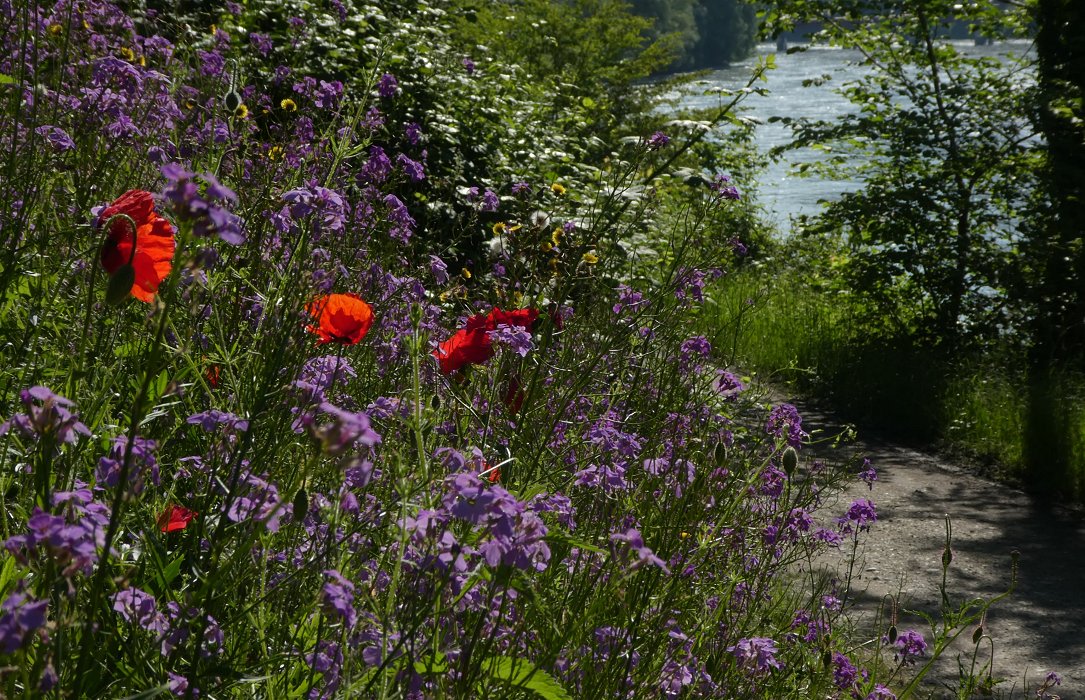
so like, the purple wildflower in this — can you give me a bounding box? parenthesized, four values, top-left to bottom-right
(838, 498, 878, 534)
(858, 459, 878, 490)
(647, 131, 669, 150)
(488, 323, 534, 357)
(728, 637, 783, 675)
(249, 32, 273, 57)
(377, 73, 398, 98)
(891, 629, 927, 665)
(161, 163, 244, 245)
(429, 255, 449, 285)
(480, 189, 499, 213)
(610, 528, 670, 574)
(511, 181, 531, 196)
(613, 284, 647, 315)
(35, 125, 75, 152)
(765, 403, 808, 448)
(831, 652, 859, 689)
(0, 386, 90, 445)
(711, 173, 742, 200)
(396, 153, 425, 182)
(111, 587, 167, 634)
(383, 194, 415, 243)
(309, 403, 381, 456)
(405, 122, 423, 145)
(713, 370, 745, 399)
(360, 146, 393, 184)
(462, 57, 476, 74)
(94, 435, 159, 495)
(0, 590, 48, 654)
(322, 570, 356, 628)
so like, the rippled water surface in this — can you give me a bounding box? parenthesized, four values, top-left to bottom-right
(678, 41, 1034, 230)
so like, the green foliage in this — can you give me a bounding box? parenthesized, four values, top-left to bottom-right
(764, 1, 1040, 350)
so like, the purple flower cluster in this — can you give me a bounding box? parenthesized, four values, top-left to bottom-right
(765, 403, 808, 448)
(0, 590, 48, 654)
(161, 163, 244, 245)
(5, 488, 111, 577)
(94, 435, 160, 495)
(727, 637, 782, 675)
(443, 472, 551, 571)
(0, 386, 90, 445)
(610, 528, 670, 574)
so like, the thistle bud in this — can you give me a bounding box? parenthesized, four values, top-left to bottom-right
(105, 265, 136, 304)
(782, 446, 798, 476)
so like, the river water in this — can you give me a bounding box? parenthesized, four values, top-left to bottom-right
(678, 41, 1034, 231)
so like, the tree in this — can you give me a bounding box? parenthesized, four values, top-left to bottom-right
(763, 1, 1039, 352)
(1022, 0, 1085, 494)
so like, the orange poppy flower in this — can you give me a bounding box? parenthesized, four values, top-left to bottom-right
(99, 190, 176, 303)
(158, 503, 197, 533)
(307, 293, 374, 345)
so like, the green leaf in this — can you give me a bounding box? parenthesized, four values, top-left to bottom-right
(580, 96, 595, 109)
(480, 656, 572, 700)
(413, 652, 449, 675)
(0, 73, 14, 85)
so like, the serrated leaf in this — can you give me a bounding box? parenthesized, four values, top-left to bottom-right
(480, 656, 572, 700)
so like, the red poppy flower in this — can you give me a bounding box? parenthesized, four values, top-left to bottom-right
(504, 374, 526, 415)
(205, 364, 221, 388)
(488, 307, 539, 331)
(306, 293, 374, 345)
(434, 307, 539, 374)
(482, 461, 500, 483)
(158, 503, 197, 533)
(99, 190, 176, 303)
(434, 327, 494, 374)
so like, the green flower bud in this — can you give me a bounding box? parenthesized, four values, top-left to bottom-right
(105, 265, 136, 304)
(782, 446, 798, 476)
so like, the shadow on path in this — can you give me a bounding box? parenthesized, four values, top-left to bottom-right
(795, 399, 1085, 699)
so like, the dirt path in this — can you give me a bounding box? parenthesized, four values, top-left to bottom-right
(795, 399, 1085, 699)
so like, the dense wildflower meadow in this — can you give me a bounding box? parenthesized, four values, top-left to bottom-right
(0, 0, 1017, 697)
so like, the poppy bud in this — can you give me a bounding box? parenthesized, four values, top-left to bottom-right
(106, 264, 137, 304)
(942, 545, 953, 568)
(713, 441, 727, 464)
(293, 487, 308, 519)
(223, 90, 242, 112)
(972, 625, 983, 644)
(888, 625, 898, 644)
(782, 446, 798, 476)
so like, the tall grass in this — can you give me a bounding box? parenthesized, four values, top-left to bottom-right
(708, 266, 1085, 502)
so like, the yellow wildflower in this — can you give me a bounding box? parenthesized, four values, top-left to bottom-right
(233, 104, 249, 119)
(281, 98, 298, 112)
(551, 182, 566, 196)
(581, 251, 599, 265)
